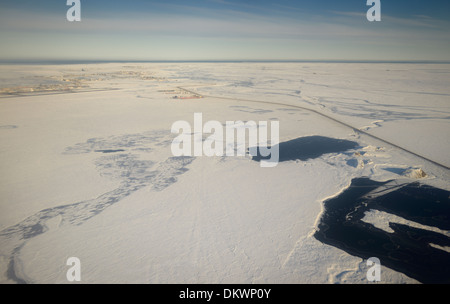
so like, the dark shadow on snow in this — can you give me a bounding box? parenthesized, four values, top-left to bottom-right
(251, 136, 359, 163)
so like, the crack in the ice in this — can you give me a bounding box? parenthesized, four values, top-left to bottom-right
(0, 130, 195, 283)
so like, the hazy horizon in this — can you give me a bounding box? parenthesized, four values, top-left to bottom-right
(2, 59, 450, 65)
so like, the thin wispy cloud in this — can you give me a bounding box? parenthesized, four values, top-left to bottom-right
(0, 0, 449, 61)
(331, 10, 449, 29)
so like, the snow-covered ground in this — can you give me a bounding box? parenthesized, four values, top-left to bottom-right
(0, 63, 449, 283)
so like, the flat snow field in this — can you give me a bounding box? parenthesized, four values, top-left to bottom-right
(0, 63, 449, 284)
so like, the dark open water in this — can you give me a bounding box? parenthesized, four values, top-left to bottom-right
(314, 178, 450, 284)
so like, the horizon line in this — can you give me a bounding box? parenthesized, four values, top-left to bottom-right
(1, 59, 450, 65)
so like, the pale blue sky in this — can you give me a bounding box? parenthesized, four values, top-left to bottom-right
(1, 0, 449, 61)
